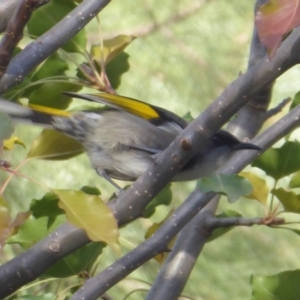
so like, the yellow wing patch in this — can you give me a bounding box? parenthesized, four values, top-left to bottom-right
(94, 93, 160, 120)
(29, 103, 71, 117)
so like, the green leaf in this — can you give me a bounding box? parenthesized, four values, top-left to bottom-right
(54, 190, 120, 253)
(27, 129, 84, 160)
(207, 209, 243, 242)
(43, 242, 105, 278)
(27, 0, 86, 53)
(2, 77, 32, 100)
(31, 53, 69, 82)
(81, 186, 101, 196)
(7, 215, 65, 248)
(289, 171, 300, 188)
(182, 111, 195, 123)
(276, 227, 300, 236)
(251, 270, 300, 300)
(143, 184, 172, 218)
(290, 91, 300, 111)
(30, 193, 65, 228)
(28, 82, 80, 109)
(0, 112, 14, 147)
(272, 188, 300, 214)
(252, 141, 300, 180)
(105, 52, 130, 89)
(197, 174, 253, 203)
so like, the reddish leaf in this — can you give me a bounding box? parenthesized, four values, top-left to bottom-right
(0, 197, 31, 248)
(256, 0, 300, 57)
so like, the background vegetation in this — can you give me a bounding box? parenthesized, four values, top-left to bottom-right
(1, 0, 300, 299)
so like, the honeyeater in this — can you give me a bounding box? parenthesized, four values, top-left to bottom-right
(0, 92, 261, 189)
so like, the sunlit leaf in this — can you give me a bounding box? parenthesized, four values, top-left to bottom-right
(276, 227, 300, 236)
(55, 190, 120, 253)
(3, 136, 26, 150)
(272, 188, 300, 214)
(251, 270, 300, 300)
(240, 172, 269, 205)
(252, 141, 300, 180)
(289, 170, 300, 188)
(256, 0, 300, 57)
(90, 35, 135, 65)
(27, 129, 83, 160)
(197, 174, 253, 203)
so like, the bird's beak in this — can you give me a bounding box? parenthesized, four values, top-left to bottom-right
(233, 142, 262, 151)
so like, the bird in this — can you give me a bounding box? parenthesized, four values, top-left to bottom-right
(0, 92, 261, 189)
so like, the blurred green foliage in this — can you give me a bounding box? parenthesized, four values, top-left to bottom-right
(2, 0, 300, 299)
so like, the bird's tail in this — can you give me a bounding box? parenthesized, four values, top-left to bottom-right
(0, 99, 71, 128)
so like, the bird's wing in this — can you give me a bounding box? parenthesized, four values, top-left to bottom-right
(63, 92, 187, 131)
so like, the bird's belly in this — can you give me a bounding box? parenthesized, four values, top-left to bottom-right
(89, 148, 153, 181)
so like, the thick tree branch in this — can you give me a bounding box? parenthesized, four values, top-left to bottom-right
(72, 103, 300, 300)
(0, 0, 21, 33)
(145, 203, 217, 300)
(0, 223, 87, 298)
(227, 0, 271, 138)
(145, 209, 285, 300)
(0, 0, 49, 81)
(72, 191, 215, 300)
(110, 24, 300, 224)
(146, 1, 288, 297)
(0, 0, 111, 93)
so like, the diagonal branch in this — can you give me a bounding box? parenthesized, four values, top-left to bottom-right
(0, 0, 21, 33)
(227, 0, 272, 138)
(144, 1, 286, 297)
(0, 0, 49, 81)
(110, 24, 300, 223)
(72, 103, 300, 300)
(0, 0, 111, 93)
